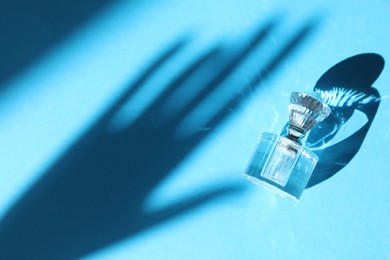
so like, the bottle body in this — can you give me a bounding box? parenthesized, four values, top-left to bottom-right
(244, 132, 318, 200)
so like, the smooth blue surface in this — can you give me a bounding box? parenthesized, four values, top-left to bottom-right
(0, 0, 389, 259)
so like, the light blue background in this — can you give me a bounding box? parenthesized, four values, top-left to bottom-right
(0, 0, 389, 259)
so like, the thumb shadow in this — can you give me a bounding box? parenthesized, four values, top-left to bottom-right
(292, 53, 384, 188)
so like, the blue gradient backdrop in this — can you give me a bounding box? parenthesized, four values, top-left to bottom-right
(0, 0, 389, 259)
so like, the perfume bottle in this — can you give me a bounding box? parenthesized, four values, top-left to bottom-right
(244, 92, 331, 200)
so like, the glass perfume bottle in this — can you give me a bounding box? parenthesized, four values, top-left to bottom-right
(244, 92, 331, 200)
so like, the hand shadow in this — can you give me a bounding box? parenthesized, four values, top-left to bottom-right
(283, 53, 384, 188)
(0, 18, 317, 259)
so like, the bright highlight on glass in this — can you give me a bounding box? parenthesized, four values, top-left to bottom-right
(244, 92, 331, 200)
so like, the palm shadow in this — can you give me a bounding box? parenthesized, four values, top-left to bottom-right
(0, 18, 317, 259)
(283, 53, 384, 188)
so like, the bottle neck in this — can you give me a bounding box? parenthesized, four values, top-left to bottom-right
(286, 124, 305, 143)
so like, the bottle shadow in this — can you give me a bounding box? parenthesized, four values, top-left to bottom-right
(284, 53, 384, 188)
(0, 18, 317, 259)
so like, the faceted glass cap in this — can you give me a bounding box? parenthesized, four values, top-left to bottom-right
(288, 92, 331, 139)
